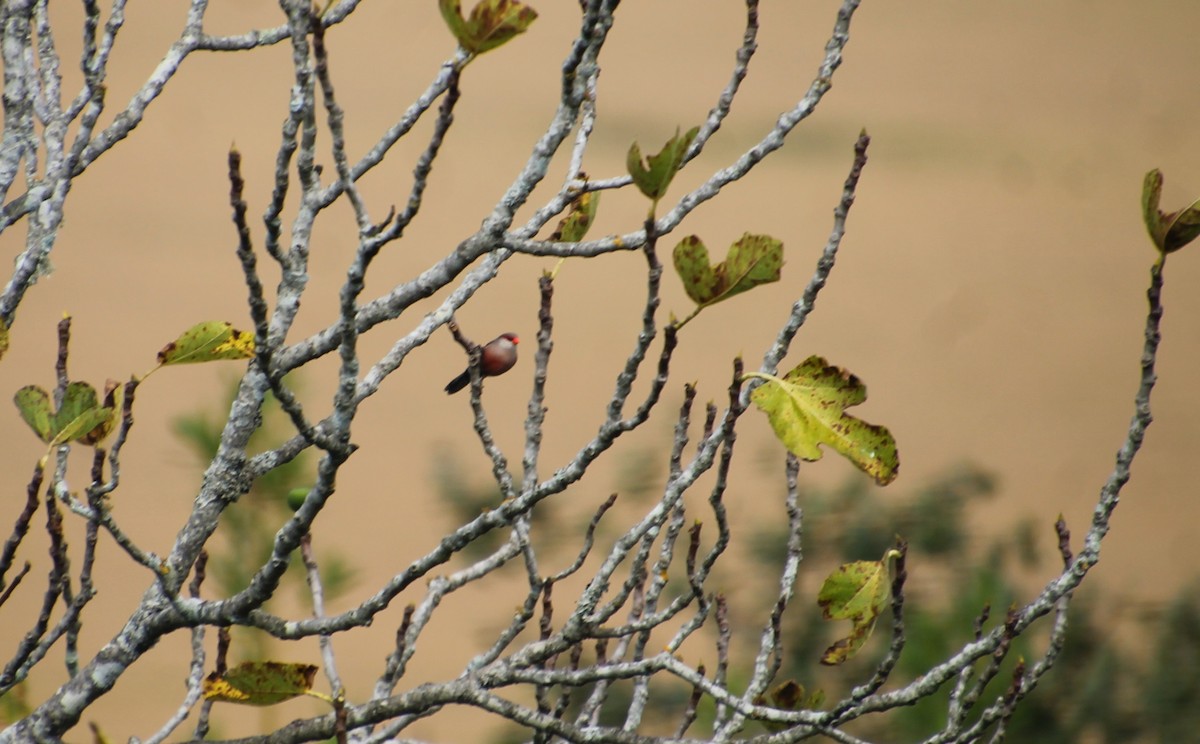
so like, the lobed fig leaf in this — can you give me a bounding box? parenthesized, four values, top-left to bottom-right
(816, 549, 901, 665)
(626, 126, 699, 203)
(673, 233, 782, 308)
(14, 381, 114, 446)
(747, 356, 898, 486)
(157, 321, 255, 366)
(202, 661, 320, 706)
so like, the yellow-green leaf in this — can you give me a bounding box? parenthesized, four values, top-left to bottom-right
(157, 321, 255, 366)
(14, 385, 53, 442)
(0, 321, 9, 362)
(626, 126, 699, 203)
(816, 549, 900, 665)
(554, 190, 600, 243)
(202, 661, 319, 706)
(747, 357, 898, 486)
(440, 0, 537, 55)
(673, 233, 782, 307)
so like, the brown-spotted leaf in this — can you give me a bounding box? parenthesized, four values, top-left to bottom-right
(553, 190, 600, 243)
(817, 549, 900, 665)
(202, 661, 319, 706)
(747, 357, 898, 486)
(14, 385, 53, 442)
(673, 233, 782, 307)
(467, 0, 537, 54)
(626, 126, 699, 203)
(157, 321, 255, 366)
(440, 0, 537, 55)
(15, 382, 115, 446)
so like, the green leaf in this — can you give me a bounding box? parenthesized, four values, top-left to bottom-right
(157, 321, 255, 366)
(1142, 168, 1200, 254)
(14, 385, 53, 442)
(747, 356, 898, 486)
(1143, 169, 1165, 249)
(816, 549, 900, 665)
(673, 233, 783, 307)
(202, 661, 320, 706)
(0, 321, 9, 362)
(626, 126, 699, 202)
(440, 0, 538, 55)
(554, 190, 600, 243)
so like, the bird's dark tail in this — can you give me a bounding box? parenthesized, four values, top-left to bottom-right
(444, 370, 470, 394)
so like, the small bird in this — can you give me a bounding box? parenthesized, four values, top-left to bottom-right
(444, 332, 520, 394)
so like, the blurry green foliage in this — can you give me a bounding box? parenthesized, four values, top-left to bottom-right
(1142, 580, 1200, 741)
(750, 464, 1200, 742)
(443, 450, 1200, 743)
(174, 378, 356, 658)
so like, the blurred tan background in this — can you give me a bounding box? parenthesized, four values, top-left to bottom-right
(3, 1, 1200, 739)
